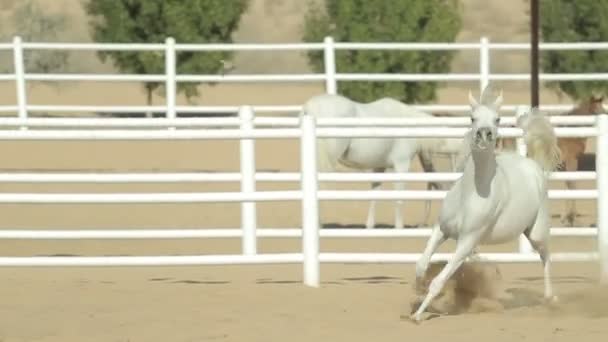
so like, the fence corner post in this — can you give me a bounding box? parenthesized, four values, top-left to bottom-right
(323, 36, 337, 95)
(13, 36, 27, 128)
(165, 37, 176, 124)
(596, 114, 608, 283)
(239, 105, 257, 255)
(300, 114, 320, 288)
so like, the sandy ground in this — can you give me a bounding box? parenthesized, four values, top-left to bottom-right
(0, 254, 606, 341)
(0, 1, 604, 338)
(0, 81, 601, 340)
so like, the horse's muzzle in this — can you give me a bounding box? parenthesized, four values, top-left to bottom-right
(474, 127, 495, 149)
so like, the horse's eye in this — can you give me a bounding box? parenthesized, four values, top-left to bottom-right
(495, 118, 500, 124)
(471, 117, 476, 123)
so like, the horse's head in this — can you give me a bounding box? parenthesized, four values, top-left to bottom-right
(589, 93, 605, 114)
(571, 93, 605, 115)
(467, 85, 503, 150)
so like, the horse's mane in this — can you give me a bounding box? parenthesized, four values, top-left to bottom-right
(517, 108, 562, 172)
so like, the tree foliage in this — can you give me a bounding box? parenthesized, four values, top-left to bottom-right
(302, 0, 462, 103)
(540, 0, 608, 100)
(0, 0, 70, 74)
(84, 0, 248, 105)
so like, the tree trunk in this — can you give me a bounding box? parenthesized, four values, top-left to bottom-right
(146, 85, 153, 118)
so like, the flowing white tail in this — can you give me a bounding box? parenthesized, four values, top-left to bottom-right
(517, 108, 562, 174)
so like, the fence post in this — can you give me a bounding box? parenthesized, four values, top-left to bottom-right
(323, 36, 337, 95)
(240, 106, 257, 255)
(13, 36, 27, 126)
(597, 114, 608, 283)
(479, 36, 489, 94)
(514, 105, 535, 254)
(165, 37, 176, 124)
(300, 114, 320, 287)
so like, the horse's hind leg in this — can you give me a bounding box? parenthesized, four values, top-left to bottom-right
(525, 202, 557, 302)
(365, 167, 385, 229)
(561, 156, 578, 226)
(418, 151, 441, 226)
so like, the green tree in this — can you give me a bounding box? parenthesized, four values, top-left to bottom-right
(0, 0, 70, 74)
(302, 0, 462, 103)
(84, 0, 248, 111)
(540, 0, 608, 100)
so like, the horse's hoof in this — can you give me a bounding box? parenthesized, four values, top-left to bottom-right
(545, 295, 559, 303)
(544, 295, 560, 309)
(401, 313, 422, 324)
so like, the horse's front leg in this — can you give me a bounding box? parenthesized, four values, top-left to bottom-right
(409, 232, 481, 323)
(414, 224, 447, 293)
(365, 168, 385, 229)
(393, 160, 411, 229)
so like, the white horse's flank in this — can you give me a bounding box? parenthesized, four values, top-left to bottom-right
(410, 85, 561, 322)
(302, 93, 458, 229)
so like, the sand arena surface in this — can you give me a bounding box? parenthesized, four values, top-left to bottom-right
(0, 92, 603, 340)
(0, 259, 607, 341)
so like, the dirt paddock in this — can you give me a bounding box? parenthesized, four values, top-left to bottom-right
(0, 252, 607, 341)
(0, 83, 605, 341)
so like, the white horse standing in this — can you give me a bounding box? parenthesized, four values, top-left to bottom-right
(302, 93, 461, 229)
(410, 86, 561, 322)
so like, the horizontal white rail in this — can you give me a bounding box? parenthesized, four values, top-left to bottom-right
(0, 189, 595, 203)
(26, 74, 166, 82)
(0, 227, 596, 239)
(0, 105, 302, 114)
(15, 72, 608, 83)
(317, 189, 598, 200)
(0, 191, 301, 203)
(0, 115, 599, 127)
(0, 127, 597, 140)
(0, 171, 594, 183)
(0, 254, 303, 266)
(0, 252, 595, 267)
(0, 41, 606, 51)
(0, 104, 594, 114)
(320, 252, 598, 263)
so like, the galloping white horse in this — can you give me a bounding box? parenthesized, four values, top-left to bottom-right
(410, 85, 561, 322)
(302, 93, 461, 229)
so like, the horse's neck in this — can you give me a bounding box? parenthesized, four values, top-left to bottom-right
(471, 147, 497, 197)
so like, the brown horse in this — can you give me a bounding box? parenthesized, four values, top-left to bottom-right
(557, 95, 605, 226)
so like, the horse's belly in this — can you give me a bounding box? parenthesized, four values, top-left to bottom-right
(480, 198, 541, 244)
(344, 139, 394, 167)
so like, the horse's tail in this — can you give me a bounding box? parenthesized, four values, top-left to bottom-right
(299, 104, 344, 173)
(315, 136, 341, 172)
(518, 108, 562, 174)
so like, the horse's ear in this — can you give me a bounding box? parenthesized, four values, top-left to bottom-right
(468, 90, 479, 109)
(491, 90, 504, 110)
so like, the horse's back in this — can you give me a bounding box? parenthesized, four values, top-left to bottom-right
(302, 94, 357, 118)
(359, 97, 432, 119)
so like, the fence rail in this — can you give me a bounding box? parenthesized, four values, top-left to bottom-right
(0, 36, 607, 285)
(4, 36, 608, 115)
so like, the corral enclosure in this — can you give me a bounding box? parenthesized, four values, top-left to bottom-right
(0, 1, 606, 341)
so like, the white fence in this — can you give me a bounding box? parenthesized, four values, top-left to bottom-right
(0, 37, 607, 286)
(4, 35, 608, 115)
